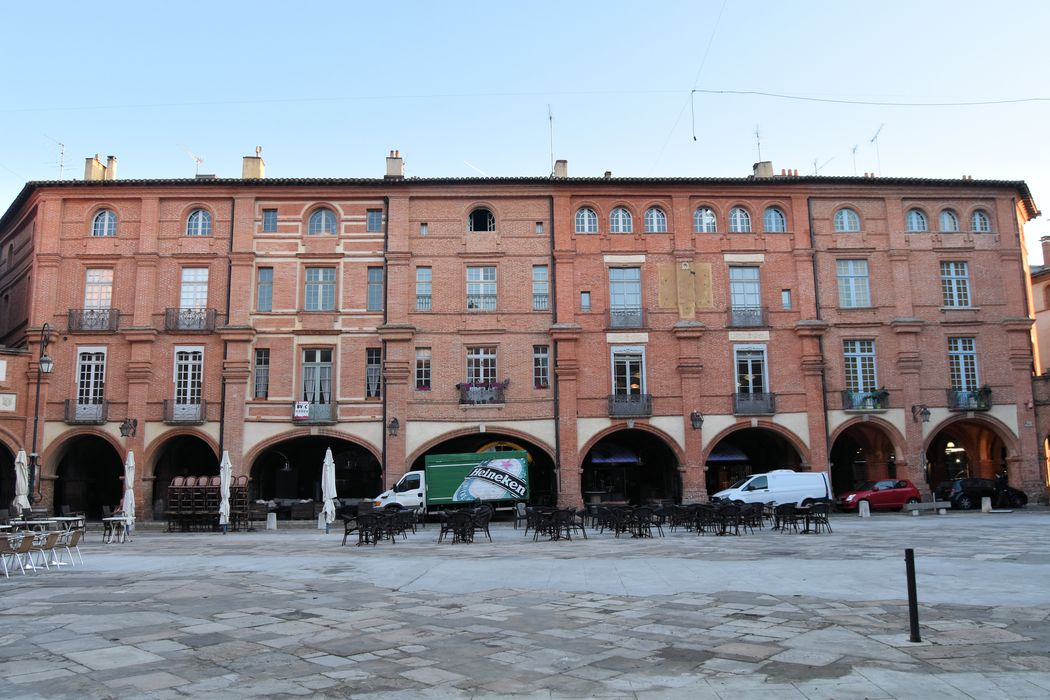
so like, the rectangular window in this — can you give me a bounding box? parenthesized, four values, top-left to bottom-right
(254, 348, 270, 399)
(304, 267, 336, 311)
(257, 267, 273, 312)
(466, 346, 497, 384)
(75, 348, 107, 406)
(532, 265, 549, 311)
(948, 337, 978, 390)
(781, 289, 792, 310)
(84, 269, 113, 309)
(608, 267, 642, 326)
(179, 268, 209, 309)
(420, 222, 428, 237)
(415, 348, 431, 391)
(367, 267, 384, 312)
(940, 261, 971, 307)
(301, 348, 333, 403)
(466, 266, 497, 311)
(581, 291, 591, 312)
(843, 339, 877, 392)
(173, 348, 204, 421)
(416, 267, 432, 311)
(533, 345, 550, 388)
(612, 347, 645, 395)
(366, 348, 381, 399)
(262, 209, 278, 232)
(535, 222, 544, 234)
(836, 259, 871, 308)
(367, 209, 383, 232)
(734, 345, 768, 395)
(729, 266, 761, 308)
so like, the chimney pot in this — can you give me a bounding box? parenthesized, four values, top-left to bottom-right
(604, 170, 612, 179)
(242, 150, 266, 179)
(385, 150, 405, 179)
(1041, 236, 1050, 266)
(104, 155, 117, 180)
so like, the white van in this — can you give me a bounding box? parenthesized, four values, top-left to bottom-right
(712, 469, 832, 506)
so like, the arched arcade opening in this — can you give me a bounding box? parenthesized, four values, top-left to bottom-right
(251, 436, 381, 503)
(0, 444, 13, 511)
(926, 418, 1009, 488)
(705, 426, 804, 495)
(151, 434, 219, 518)
(411, 433, 557, 506)
(581, 429, 680, 506)
(829, 421, 900, 496)
(52, 434, 123, 518)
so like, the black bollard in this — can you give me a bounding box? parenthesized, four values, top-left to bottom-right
(905, 548, 921, 642)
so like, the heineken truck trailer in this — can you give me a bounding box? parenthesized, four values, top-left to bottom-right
(372, 451, 530, 514)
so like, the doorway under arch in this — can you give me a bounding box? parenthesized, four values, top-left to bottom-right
(151, 434, 219, 519)
(829, 422, 899, 496)
(581, 429, 680, 506)
(705, 427, 804, 495)
(250, 436, 381, 502)
(926, 418, 1010, 488)
(53, 434, 123, 518)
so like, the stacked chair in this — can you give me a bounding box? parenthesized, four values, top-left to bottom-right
(165, 475, 251, 532)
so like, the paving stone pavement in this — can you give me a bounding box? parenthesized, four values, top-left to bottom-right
(3, 510, 1050, 698)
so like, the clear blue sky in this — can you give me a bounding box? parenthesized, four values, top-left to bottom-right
(2, 1, 1048, 258)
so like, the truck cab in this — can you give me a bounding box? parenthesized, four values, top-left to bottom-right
(373, 471, 425, 512)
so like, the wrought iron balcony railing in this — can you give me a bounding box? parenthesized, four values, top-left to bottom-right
(608, 393, 653, 417)
(466, 294, 497, 312)
(609, 306, 644, 328)
(457, 380, 508, 405)
(727, 306, 767, 328)
(841, 389, 889, 412)
(416, 294, 432, 311)
(163, 399, 207, 424)
(533, 293, 549, 311)
(733, 392, 776, 415)
(63, 399, 109, 424)
(68, 308, 119, 332)
(946, 387, 991, 411)
(165, 307, 218, 331)
(292, 401, 335, 423)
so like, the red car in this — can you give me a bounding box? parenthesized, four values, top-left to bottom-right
(838, 479, 922, 511)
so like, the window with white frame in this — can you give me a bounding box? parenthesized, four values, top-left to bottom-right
(466, 266, 496, 311)
(366, 267, 384, 312)
(694, 207, 717, 233)
(836, 259, 871, 308)
(415, 267, 432, 311)
(92, 210, 116, 237)
(468, 207, 496, 232)
(729, 207, 752, 233)
(533, 345, 550, 388)
(75, 347, 107, 409)
(301, 348, 333, 404)
(644, 207, 667, 233)
(608, 267, 642, 326)
(729, 266, 761, 309)
(906, 208, 928, 232)
(365, 348, 381, 399)
(532, 265, 549, 311)
(466, 346, 497, 384)
(939, 209, 960, 232)
(948, 337, 978, 390)
(575, 207, 598, 233)
(254, 348, 269, 399)
(84, 269, 113, 309)
(734, 345, 767, 395)
(179, 268, 209, 309)
(304, 267, 336, 311)
(262, 209, 277, 232)
(308, 208, 337, 235)
(610, 207, 633, 234)
(186, 209, 212, 236)
(763, 207, 786, 232)
(843, 339, 877, 392)
(173, 347, 204, 420)
(415, 348, 431, 391)
(611, 346, 645, 395)
(940, 261, 971, 307)
(971, 209, 991, 233)
(834, 208, 861, 232)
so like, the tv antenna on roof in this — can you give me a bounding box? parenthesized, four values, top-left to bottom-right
(869, 123, 885, 176)
(179, 145, 205, 176)
(851, 144, 858, 176)
(813, 157, 834, 175)
(754, 125, 762, 161)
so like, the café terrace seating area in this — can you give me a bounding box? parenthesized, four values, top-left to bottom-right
(0, 506, 89, 578)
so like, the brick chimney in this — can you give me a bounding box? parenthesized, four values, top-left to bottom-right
(84, 154, 106, 181)
(1041, 236, 1050, 266)
(553, 159, 568, 178)
(242, 147, 265, 179)
(104, 155, 117, 180)
(753, 161, 773, 178)
(385, 150, 404, 179)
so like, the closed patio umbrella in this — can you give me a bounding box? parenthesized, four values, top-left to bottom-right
(321, 447, 338, 533)
(121, 450, 135, 527)
(12, 449, 30, 514)
(218, 451, 232, 533)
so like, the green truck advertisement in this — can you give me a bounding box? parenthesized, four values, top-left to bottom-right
(373, 451, 530, 512)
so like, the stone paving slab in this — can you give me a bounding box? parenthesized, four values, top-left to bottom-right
(1, 510, 1050, 697)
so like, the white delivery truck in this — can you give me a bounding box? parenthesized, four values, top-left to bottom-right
(372, 451, 530, 515)
(711, 469, 832, 506)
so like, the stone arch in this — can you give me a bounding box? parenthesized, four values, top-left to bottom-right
(142, 427, 219, 479)
(828, 417, 908, 496)
(40, 427, 125, 479)
(244, 428, 382, 473)
(246, 430, 383, 503)
(923, 413, 1020, 487)
(46, 430, 125, 518)
(701, 420, 811, 467)
(408, 426, 555, 469)
(579, 422, 687, 472)
(702, 421, 810, 496)
(580, 425, 683, 505)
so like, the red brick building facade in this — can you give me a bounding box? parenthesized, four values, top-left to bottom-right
(0, 153, 1044, 517)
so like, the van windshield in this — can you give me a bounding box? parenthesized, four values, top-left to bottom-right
(728, 477, 751, 490)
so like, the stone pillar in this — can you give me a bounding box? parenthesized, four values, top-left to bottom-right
(552, 324, 581, 507)
(892, 317, 929, 497)
(674, 321, 706, 502)
(794, 320, 829, 471)
(379, 322, 414, 489)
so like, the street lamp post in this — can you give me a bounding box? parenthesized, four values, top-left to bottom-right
(28, 323, 54, 504)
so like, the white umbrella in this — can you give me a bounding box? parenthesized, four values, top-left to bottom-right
(12, 449, 30, 514)
(121, 450, 135, 526)
(218, 451, 232, 530)
(321, 447, 338, 530)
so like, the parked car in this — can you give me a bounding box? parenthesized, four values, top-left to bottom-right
(934, 478, 1027, 510)
(711, 469, 832, 506)
(838, 479, 921, 511)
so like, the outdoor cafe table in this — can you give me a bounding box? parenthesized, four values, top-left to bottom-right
(11, 519, 57, 532)
(103, 516, 133, 543)
(50, 515, 85, 532)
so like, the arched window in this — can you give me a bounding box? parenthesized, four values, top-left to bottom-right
(729, 207, 752, 233)
(575, 207, 598, 234)
(644, 207, 667, 233)
(971, 209, 991, 233)
(92, 209, 117, 237)
(694, 207, 717, 233)
(939, 209, 960, 232)
(906, 208, 928, 232)
(468, 207, 495, 232)
(834, 208, 860, 232)
(610, 207, 633, 234)
(186, 209, 212, 236)
(763, 207, 786, 232)
(308, 208, 337, 235)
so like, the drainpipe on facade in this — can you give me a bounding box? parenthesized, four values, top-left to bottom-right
(381, 196, 390, 487)
(548, 193, 560, 505)
(218, 196, 235, 454)
(806, 197, 832, 471)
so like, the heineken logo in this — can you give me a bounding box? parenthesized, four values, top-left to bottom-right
(465, 466, 528, 499)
